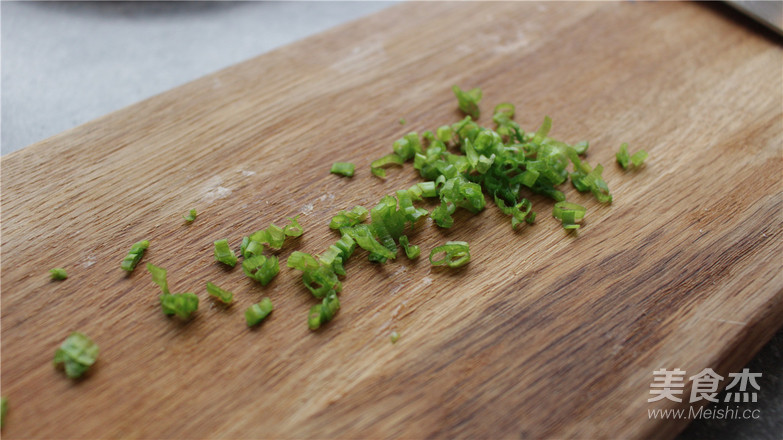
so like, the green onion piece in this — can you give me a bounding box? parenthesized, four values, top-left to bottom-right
(429, 241, 471, 268)
(330, 162, 355, 177)
(436, 125, 453, 143)
(286, 251, 320, 271)
(399, 118, 406, 125)
(329, 205, 369, 229)
(494, 196, 535, 229)
(1, 396, 6, 429)
(146, 263, 170, 295)
(308, 290, 340, 330)
(242, 255, 280, 285)
(53, 332, 99, 379)
(398, 235, 420, 259)
(452, 85, 482, 119)
(630, 150, 648, 167)
(120, 240, 149, 272)
(206, 282, 233, 304)
(552, 201, 586, 230)
(159, 292, 199, 319)
(243, 240, 264, 258)
(49, 268, 68, 281)
(347, 224, 396, 262)
(417, 181, 438, 198)
(371, 153, 404, 178)
(214, 239, 237, 267)
(390, 331, 400, 343)
(532, 116, 552, 144)
(573, 140, 589, 155)
(245, 298, 274, 327)
(284, 215, 304, 237)
(616, 143, 630, 169)
(183, 208, 197, 223)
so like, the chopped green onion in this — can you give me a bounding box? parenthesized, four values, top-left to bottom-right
(284, 215, 304, 237)
(146, 263, 170, 295)
(287, 251, 320, 271)
(429, 241, 471, 268)
(242, 255, 279, 285)
(436, 125, 453, 143)
(49, 268, 68, 280)
(616, 143, 630, 169)
(245, 298, 274, 327)
(616, 143, 648, 169)
(390, 331, 400, 343)
(214, 239, 237, 267)
(452, 85, 482, 119)
(631, 150, 648, 167)
(159, 292, 199, 319)
(53, 332, 99, 379)
(206, 282, 233, 304)
(330, 162, 355, 177)
(308, 290, 340, 330)
(347, 224, 396, 262)
(246, 217, 302, 250)
(494, 195, 535, 229)
(1, 396, 6, 429)
(399, 118, 406, 125)
(370, 153, 404, 178)
(552, 201, 586, 230)
(329, 205, 368, 229)
(120, 240, 149, 272)
(243, 239, 265, 258)
(398, 235, 420, 259)
(183, 208, 197, 223)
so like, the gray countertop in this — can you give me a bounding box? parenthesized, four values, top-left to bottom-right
(1, 2, 779, 438)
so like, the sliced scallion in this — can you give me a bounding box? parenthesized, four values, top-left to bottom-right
(245, 298, 274, 327)
(330, 162, 356, 177)
(121, 240, 149, 272)
(214, 239, 238, 267)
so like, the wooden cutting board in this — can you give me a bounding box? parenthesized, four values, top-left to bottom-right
(2, 2, 781, 438)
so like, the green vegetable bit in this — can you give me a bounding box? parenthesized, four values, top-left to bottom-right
(1, 396, 7, 429)
(452, 85, 482, 119)
(245, 298, 274, 327)
(390, 331, 400, 343)
(214, 239, 238, 267)
(183, 208, 197, 222)
(308, 290, 340, 330)
(398, 235, 420, 259)
(616, 143, 648, 169)
(370, 153, 404, 178)
(49, 268, 68, 280)
(330, 162, 356, 177)
(399, 118, 406, 125)
(429, 241, 471, 268)
(120, 240, 149, 272)
(53, 332, 99, 379)
(242, 255, 280, 285)
(552, 201, 586, 230)
(159, 292, 199, 319)
(329, 205, 368, 229)
(243, 216, 303, 253)
(146, 263, 170, 294)
(206, 282, 233, 304)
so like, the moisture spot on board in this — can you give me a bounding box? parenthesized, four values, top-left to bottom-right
(421, 277, 433, 286)
(83, 255, 97, 268)
(202, 176, 232, 203)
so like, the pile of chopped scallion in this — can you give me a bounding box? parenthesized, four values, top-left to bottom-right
(41, 86, 647, 392)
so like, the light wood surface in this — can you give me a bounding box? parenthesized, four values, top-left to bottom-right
(2, 2, 781, 438)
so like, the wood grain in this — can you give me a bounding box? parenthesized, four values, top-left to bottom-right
(1, 2, 781, 438)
